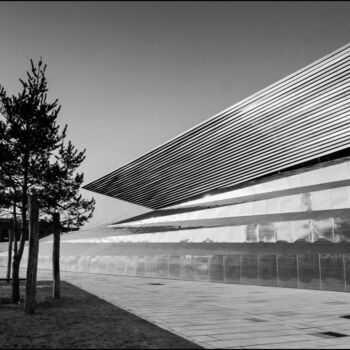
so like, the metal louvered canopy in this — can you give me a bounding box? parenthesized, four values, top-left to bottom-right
(83, 43, 350, 209)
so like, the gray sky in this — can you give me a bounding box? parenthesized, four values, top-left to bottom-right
(1, 1, 350, 228)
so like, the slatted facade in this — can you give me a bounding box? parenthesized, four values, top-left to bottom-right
(84, 43, 350, 209)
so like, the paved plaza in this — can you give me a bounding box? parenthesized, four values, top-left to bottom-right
(3, 267, 350, 349)
(37, 269, 350, 348)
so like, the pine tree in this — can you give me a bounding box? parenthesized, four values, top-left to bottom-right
(0, 59, 95, 303)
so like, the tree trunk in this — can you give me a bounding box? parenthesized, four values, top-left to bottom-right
(11, 201, 20, 303)
(6, 228, 13, 283)
(24, 192, 39, 315)
(12, 257, 20, 303)
(7, 202, 18, 283)
(52, 212, 60, 299)
(12, 168, 29, 303)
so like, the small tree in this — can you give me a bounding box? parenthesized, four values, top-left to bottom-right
(0, 121, 18, 282)
(38, 141, 95, 297)
(0, 59, 95, 303)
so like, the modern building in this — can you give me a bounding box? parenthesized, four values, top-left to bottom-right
(3, 43, 350, 292)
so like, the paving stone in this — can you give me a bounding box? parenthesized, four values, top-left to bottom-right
(2, 267, 350, 350)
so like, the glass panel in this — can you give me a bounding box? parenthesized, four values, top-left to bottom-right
(246, 224, 258, 242)
(317, 161, 349, 183)
(258, 223, 276, 242)
(265, 197, 279, 214)
(209, 255, 224, 282)
(38, 256, 51, 270)
(312, 218, 334, 242)
(331, 187, 350, 209)
(224, 255, 240, 283)
(136, 256, 146, 276)
(97, 256, 111, 274)
(345, 255, 350, 292)
(238, 202, 253, 216)
(279, 194, 302, 213)
(168, 256, 181, 279)
(301, 193, 312, 211)
(277, 255, 298, 288)
(115, 256, 126, 275)
(299, 170, 315, 186)
(252, 200, 266, 215)
(145, 256, 158, 277)
(258, 255, 277, 286)
(320, 254, 345, 292)
(292, 220, 312, 242)
(96, 256, 108, 274)
(194, 256, 209, 281)
(229, 225, 245, 243)
(240, 255, 258, 285)
(157, 256, 169, 278)
(79, 256, 92, 273)
(125, 256, 138, 276)
(275, 221, 293, 242)
(180, 255, 194, 280)
(298, 254, 320, 290)
(312, 189, 332, 211)
(60, 256, 73, 272)
(334, 217, 350, 242)
(90, 256, 99, 273)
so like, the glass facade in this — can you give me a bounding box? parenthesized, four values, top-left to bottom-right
(114, 185, 350, 227)
(2, 159, 349, 293)
(27, 252, 350, 293)
(70, 215, 350, 244)
(169, 159, 350, 208)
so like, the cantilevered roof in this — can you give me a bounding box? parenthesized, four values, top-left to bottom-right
(84, 43, 350, 209)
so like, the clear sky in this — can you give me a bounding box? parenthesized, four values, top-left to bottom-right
(0, 1, 350, 228)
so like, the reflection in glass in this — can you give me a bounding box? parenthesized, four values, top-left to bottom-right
(298, 254, 320, 290)
(136, 256, 146, 276)
(312, 189, 332, 211)
(125, 256, 138, 276)
(258, 223, 276, 242)
(299, 170, 315, 186)
(180, 255, 194, 280)
(90, 256, 100, 273)
(301, 192, 312, 211)
(277, 255, 298, 288)
(258, 255, 277, 286)
(331, 187, 350, 209)
(240, 255, 258, 285)
(279, 194, 302, 213)
(252, 200, 266, 215)
(157, 256, 169, 278)
(334, 217, 350, 242)
(265, 197, 280, 214)
(224, 255, 240, 283)
(312, 218, 334, 242)
(275, 221, 293, 242)
(246, 224, 258, 242)
(320, 254, 345, 291)
(345, 255, 350, 292)
(168, 256, 181, 279)
(292, 220, 312, 242)
(115, 256, 126, 275)
(318, 161, 349, 183)
(194, 256, 209, 281)
(238, 202, 253, 216)
(209, 255, 224, 282)
(145, 256, 158, 277)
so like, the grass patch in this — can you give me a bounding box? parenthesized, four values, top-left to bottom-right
(0, 280, 202, 349)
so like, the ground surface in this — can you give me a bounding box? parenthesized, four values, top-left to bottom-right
(0, 278, 201, 349)
(2, 267, 350, 349)
(43, 269, 350, 349)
